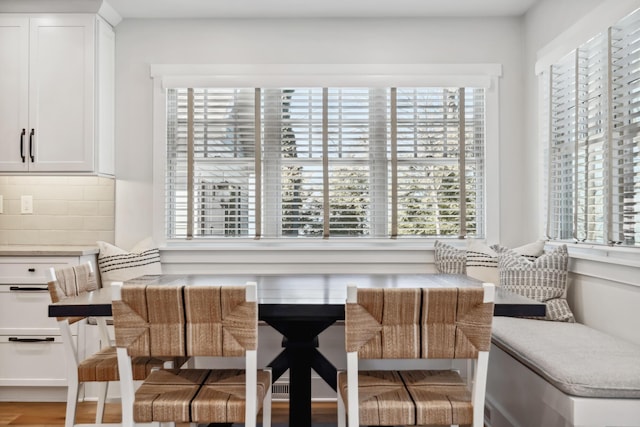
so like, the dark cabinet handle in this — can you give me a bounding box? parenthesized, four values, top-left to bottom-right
(9, 286, 48, 292)
(28, 268, 36, 272)
(9, 337, 55, 343)
(29, 129, 35, 162)
(20, 128, 26, 162)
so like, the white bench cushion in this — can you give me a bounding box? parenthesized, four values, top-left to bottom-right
(491, 317, 640, 398)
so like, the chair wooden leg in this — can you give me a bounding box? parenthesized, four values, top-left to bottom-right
(117, 348, 136, 427)
(95, 381, 108, 422)
(65, 379, 80, 427)
(346, 353, 359, 427)
(262, 370, 272, 427)
(337, 389, 346, 427)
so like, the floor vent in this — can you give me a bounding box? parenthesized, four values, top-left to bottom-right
(271, 382, 290, 399)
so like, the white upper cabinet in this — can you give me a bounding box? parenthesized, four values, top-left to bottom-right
(0, 14, 114, 175)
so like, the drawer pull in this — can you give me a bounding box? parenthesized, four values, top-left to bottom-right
(9, 337, 55, 343)
(28, 268, 36, 272)
(9, 286, 48, 292)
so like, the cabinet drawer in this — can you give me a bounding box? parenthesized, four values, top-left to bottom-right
(0, 257, 77, 284)
(0, 285, 58, 331)
(0, 335, 68, 386)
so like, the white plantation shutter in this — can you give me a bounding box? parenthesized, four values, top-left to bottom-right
(262, 88, 325, 238)
(263, 88, 388, 238)
(549, 53, 578, 241)
(166, 88, 256, 239)
(611, 10, 640, 246)
(327, 88, 387, 237)
(576, 33, 609, 243)
(463, 87, 486, 238)
(545, 7, 640, 248)
(394, 88, 484, 237)
(166, 86, 486, 240)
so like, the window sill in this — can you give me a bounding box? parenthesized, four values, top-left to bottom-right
(160, 238, 456, 251)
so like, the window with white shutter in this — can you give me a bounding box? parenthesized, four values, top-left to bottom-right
(166, 88, 256, 239)
(165, 85, 487, 241)
(544, 7, 640, 248)
(611, 10, 640, 246)
(394, 87, 484, 237)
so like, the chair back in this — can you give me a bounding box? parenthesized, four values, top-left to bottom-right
(345, 286, 494, 360)
(47, 262, 118, 427)
(340, 283, 495, 427)
(111, 282, 268, 427)
(113, 284, 257, 359)
(48, 262, 98, 323)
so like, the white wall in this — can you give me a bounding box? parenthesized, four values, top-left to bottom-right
(113, 17, 525, 248)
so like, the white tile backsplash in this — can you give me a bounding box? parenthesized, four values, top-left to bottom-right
(0, 176, 115, 245)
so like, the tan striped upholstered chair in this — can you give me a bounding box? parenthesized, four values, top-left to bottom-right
(48, 263, 182, 427)
(112, 281, 272, 427)
(337, 283, 495, 427)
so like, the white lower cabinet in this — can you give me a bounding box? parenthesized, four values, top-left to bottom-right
(0, 253, 97, 401)
(0, 335, 69, 386)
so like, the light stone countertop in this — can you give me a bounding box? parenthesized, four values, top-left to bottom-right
(0, 245, 99, 256)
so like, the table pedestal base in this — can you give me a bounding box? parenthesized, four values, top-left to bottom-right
(263, 316, 339, 427)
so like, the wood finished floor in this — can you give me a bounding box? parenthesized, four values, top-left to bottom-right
(0, 401, 337, 426)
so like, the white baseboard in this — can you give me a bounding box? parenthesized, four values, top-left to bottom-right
(0, 386, 67, 402)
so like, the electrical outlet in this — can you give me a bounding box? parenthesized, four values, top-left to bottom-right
(21, 195, 33, 214)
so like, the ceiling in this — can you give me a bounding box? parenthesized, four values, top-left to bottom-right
(106, 0, 542, 19)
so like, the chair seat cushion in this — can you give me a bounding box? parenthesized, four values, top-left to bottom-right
(78, 347, 186, 382)
(135, 383, 200, 422)
(491, 317, 640, 398)
(134, 368, 270, 423)
(192, 369, 271, 423)
(78, 346, 119, 382)
(338, 370, 415, 426)
(401, 370, 473, 425)
(338, 369, 474, 426)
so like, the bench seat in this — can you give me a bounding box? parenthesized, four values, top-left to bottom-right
(491, 317, 640, 399)
(486, 317, 640, 427)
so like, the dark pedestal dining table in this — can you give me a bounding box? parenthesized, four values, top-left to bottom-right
(48, 273, 546, 427)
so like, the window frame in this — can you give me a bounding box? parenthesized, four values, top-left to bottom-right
(151, 64, 502, 248)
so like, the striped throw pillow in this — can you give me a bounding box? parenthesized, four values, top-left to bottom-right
(97, 239, 162, 285)
(466, 240, 545, 284)
(498, 244, 575, 322)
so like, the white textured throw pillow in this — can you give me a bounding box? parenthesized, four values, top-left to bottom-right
(97, 238, 162, 286)
(498, 244, 575, 322)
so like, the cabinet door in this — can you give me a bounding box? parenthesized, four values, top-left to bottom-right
(0, 284, 59, 333)
(0, 16, 29, 172)
(0, 335, 69, 387)
(28, 15, 95, 172)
